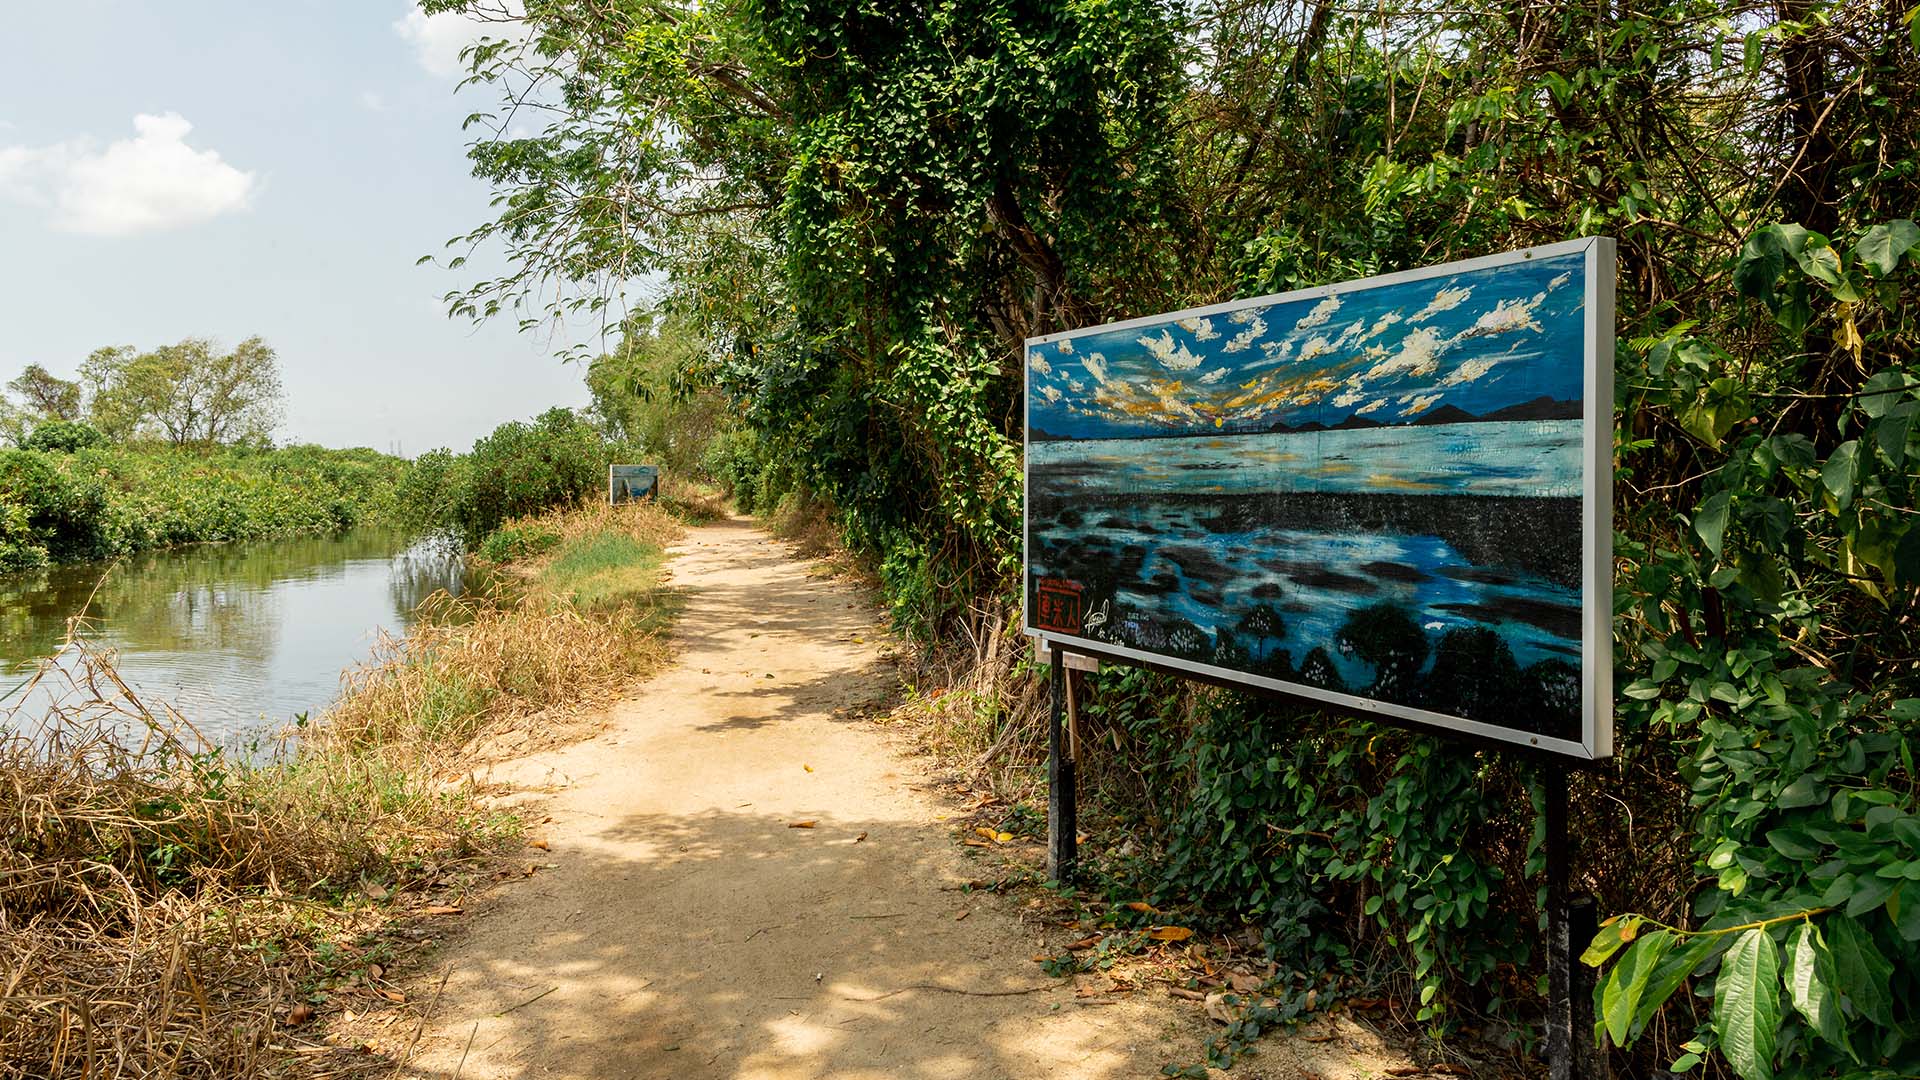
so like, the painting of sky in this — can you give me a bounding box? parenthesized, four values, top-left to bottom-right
(1028, 252, 1585, 440)
(1023, 245, 1598, 744)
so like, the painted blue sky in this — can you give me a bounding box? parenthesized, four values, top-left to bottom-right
(1028, 251, 1588, 440)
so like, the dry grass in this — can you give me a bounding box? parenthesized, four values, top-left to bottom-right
(0, 500, 686, 1079)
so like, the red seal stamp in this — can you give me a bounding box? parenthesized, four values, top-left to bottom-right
(1034, 578, 1085, 635)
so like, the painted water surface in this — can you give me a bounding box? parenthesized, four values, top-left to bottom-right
(0, 531, 470, 747)
(1025, 247, 1595, 739)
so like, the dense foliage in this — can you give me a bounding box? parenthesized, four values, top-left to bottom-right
(433, 1, 1919, 1074)
(0, 444, 405, 573)
(397, 406, 635, 547)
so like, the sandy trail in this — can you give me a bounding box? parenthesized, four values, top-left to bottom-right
(404, 517, 1395, 1080)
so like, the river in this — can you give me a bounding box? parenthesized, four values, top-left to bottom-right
(0, 530, 469, 747)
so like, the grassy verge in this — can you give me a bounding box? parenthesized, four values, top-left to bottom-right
(0, 498, 682, 1079)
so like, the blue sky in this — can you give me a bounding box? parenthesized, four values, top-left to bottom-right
(1028, 251, 1588, 440)
(0, 2, 614, 454)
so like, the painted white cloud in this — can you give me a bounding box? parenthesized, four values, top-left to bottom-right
(1299, 334, 1335, 362)
(0, 113, 256, 236)
(1039, 384, 1062, 402)
(1178, 316, 1220, 341)
(395, 4, 528, 78)
(1358, 326, 1445, 382)
(1355, 398, 1387, 415)
(1198, 368, 1227, 385)
(1227, 306, 1265, 325)
(1293, 294, 1341, 331)
(1438, 355, 1500, 387)
(1359, 312, 1403, 342)
(1332, 388, 1366, 408)
(1454, 294, 1545, 341)
(1221, 316, 1267, 353)
(1399, 394, 1442, 417)
(1057, 338, 1074, 354)
(1029, 352, 1052, 376)
(1138, 328, 1204, 371)
(1410, 284, 1474, 323)
(1082, 353, 1110, 385)
(1548, 270, 1573, 291)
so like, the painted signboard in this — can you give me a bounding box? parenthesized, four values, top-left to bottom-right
(609, 464, 659, 504)
(1023, 238, 1614, 760)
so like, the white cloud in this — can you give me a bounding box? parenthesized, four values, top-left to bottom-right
(1227, 306, 1265, 325)
(1198, 368, 1227, 385)
(1299, 334, 1334, 362)
(1410, 284, 1474, 323)
(1082, 353, 1110, 385)
(1333, 388, 1366, 408)
(395, 4, 527, 78)
(1359, 312, 1402, 342)
(1178, 316, 1220, 341)
(1138, 328, 1204, 371)
(1057, 338, 1074, 354)
(1358, 326, 1445, 383)
(1040, 384, 1062, 402)
(1221, 316, 1267, 354)
(1438, 355, 1500, 387)
(1293, 294, 1341, 331)
(1399, 394, 1442, 417)
(1547, 271, 1573, 291)
(0, 113, 256, 236)
(1356, 398, 1387, 415)
(1029, 352, 1052, 376)
(1453, 294, 1545, 341)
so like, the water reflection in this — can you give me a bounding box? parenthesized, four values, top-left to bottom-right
(0, 531, 470, 745)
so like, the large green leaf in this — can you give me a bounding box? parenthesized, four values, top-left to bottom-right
(1827, 915, 1894, 1027)
(1713, 927, 1781, 1080)
(1786, 923, 1850, 1058)
(1694, 491, 1732, 557)
(1853, 220, 1918, 277)
(1821, 441, 1860, 506)
(1602, 930, 1674, 1044)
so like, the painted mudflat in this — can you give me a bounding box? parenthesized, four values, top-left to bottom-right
(1025, 242, 1610, 748)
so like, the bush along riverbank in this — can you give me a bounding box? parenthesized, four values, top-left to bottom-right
(0, 497, 685, 1078)
(0, 442, 406, 573)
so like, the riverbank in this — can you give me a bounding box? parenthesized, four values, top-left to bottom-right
(0, 498, 685, 1078)
(0, 443, 405, 573)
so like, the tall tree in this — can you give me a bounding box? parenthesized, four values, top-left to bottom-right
(82, 337, 284, 447)
(5, 364, 84, 423)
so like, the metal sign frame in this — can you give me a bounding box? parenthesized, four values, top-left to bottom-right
(1022, 237, 1616, 761)
(608, 464, 660, 504)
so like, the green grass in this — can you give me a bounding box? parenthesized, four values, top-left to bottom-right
(538, 529, 671, 614)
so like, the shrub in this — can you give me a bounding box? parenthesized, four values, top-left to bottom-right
(21, 421, 107, 454)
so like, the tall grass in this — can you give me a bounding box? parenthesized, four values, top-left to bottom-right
(0, 499, 683, 1079)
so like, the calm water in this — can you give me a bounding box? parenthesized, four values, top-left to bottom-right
(0, 531, 469, 746)
(1027, 420, 1583, 498)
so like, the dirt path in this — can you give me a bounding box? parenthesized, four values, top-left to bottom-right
(404, 517, 1398, 1080)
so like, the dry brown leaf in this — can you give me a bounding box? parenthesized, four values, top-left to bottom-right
(973, 826, 998, 841)
(803, 763, 814, 772)
(421, 905, 463, 916)
(1066, 935, 1101, 951)
(955, 909, 971, 921)
(1147, 926, 1194, 942)
(287, 1003, 315, 1025)
(1228, 972, 1262, 992)
(529, 838, 550, 851)
(788, 820, 817, 829)
(376, 989, 405, 1004)
(962, 839, 991, 847)
(853, 832, 868, 843)
(1204, 992, 1237, 1024)
(1167, 987, 1205, 1001)
(1124, 901, 1157, 914)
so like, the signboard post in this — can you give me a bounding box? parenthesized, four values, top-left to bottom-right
(608, 464, 659, 504)
(1023, 238, 1615, 1077)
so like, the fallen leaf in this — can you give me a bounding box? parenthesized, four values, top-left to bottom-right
(788, 821, 817, 829)
(1204, 991, 1237, 1024)
(974, 826, 998, 841)
(368, 963, 385, 980)
(1228, 972, 1262, 992)
(1148, 926, 1194, 942)
(765, 673, 775, 679)
(994, 831, 1014, 844)
(529, 838, 550, 851)
(1124, 901, 1158, 914)
(361, 882, 389, 901)
(420, 905, 463, 916)
(1066, 935, 1101, 951)
(376, 989, 406, 1004)
(1167, 987, 1205, 1001)
(803, 763, 814, 773)
(342, 1009, 358, 1023)
(853, 832, 868, 843)
(962, 839, 991, 847)
(955, 909, 971, 921)
(288, 1003, 315, 1025)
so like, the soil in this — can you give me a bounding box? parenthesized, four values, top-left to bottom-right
(401, 515, 1416, 1079)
